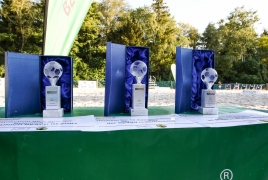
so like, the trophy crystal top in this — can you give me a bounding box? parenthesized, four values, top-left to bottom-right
(201, 68, 218, 90)
(44, 61, 63, 86)
(130, 60, 147, 84)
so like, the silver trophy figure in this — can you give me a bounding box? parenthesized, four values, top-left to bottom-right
(199, 68, 218, 115)
(201, 68, 218, 90)
(129, 60, 148, 116)
(43, 61, 64, 118)
(44, 61, 63, 86)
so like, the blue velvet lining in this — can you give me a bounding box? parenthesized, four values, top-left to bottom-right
(40, 56, 73, 112)
(191, 50, 214, 110)
(125, 47, 149, 112)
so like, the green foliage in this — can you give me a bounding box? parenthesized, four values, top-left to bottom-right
(69, 2, 106, 81)
(97, 0, 129, 43)
(178, 23, 201, 49)
(201, 23, 219, 50)
(232, 58, 267, 83)
(0, 0, 43, 77)
(256, 34, 268, 65)
(201, 6, 266, 84)
(0, 0, 43, 52)
(107, 8, 147, 46)
(1, 1, 268, 83)
(101, 0, 180, 80)
(148, 0, 179, 80)
(216, 54, 237, 83)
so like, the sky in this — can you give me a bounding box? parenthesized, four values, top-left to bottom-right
(124, 0, 267, 35)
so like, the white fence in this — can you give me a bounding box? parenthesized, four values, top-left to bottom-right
(0, 78, 4, 90)
(78, 81, 97, 89)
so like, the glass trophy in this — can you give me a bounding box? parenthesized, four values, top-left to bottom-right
(129, 60, 148, 116)
(43, 61, 64, 118)
(198, 68, 218, 115)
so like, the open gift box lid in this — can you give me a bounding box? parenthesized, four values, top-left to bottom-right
(5, 52, 73, 118)
(175, 47, 215, 113)
(104, 42, 149, 116)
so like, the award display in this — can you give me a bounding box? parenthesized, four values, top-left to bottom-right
(43, 61, 64, 118)
(129, 60, 148, 116)
(198, 68, 218, 115)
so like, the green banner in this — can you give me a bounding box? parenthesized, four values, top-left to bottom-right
(44, 0, 93, 55)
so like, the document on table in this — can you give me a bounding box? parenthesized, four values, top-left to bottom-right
(0, 115, 97, 132)
(1, 109, 268, 132)
(95, 114, 204, 131)
(179, 110, 268, 127)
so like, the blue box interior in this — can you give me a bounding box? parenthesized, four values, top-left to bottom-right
(5, 52, 73, 117)
(40, 56, 73, 112)
(104, 42, 149, 116)
(125, 46, 149, 112)
(175, 47, 214, 113)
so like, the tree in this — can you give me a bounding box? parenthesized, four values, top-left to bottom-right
(0, 0, 43, 77)
(262, 29, 268, 36)
(104, 0, 180, 80)
(97, 0, 129, 43)
(108, 7, 154, 46)
(200, 6, 260, 83)
(217, 6, 258, 61)
(256, 34, 268, 63)
(178, 22, 201, 49)
(0, 0, 43, 52)
(234, 58, 267, 83)
(255, 34, 268, 82)
(69, 2, 106, 81)
(149, 0, 179, 80)
(201, 23, 219, 50)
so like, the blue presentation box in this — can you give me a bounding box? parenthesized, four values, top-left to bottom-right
(175, 47, 215, 113)
(5, 52, 73, 118)
(104, 42, 149, 116)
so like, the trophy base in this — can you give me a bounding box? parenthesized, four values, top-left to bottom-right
(43, 108, 64, 118)
(201, 89, 216, 108)
(198, 106, 218, 115)
(130, 108, 148, 116)
(46, 86, 61, 110)
(132, 84, 146, 109)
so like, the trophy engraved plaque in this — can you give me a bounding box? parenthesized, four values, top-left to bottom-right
(130, 60, 148, 116)
(43, 61, 64, 118)
(198, 68, 218, 115)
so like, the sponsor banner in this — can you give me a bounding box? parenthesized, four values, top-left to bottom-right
(44, 0, 93, 55)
